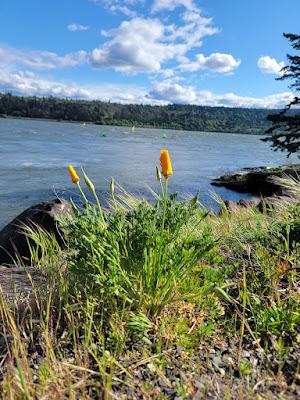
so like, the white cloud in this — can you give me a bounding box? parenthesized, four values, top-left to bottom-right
(151, 0, 197, 13)
(0, 70, 91, 98)
(257, 56, 284, 76)
(159, 69, 175, 78)
(0, 69, 292, 108)
(165, 15, 218, 49)
(90, 18, 187, 73)
(209, 91, 293, 109)
(90, 12, 218, 74)
(0, 69, 159, 104)
(67, 23, 90, 32)
(91, 0, 143, 16)
(88, 0, 225, 77)
(149, 80, 197, 103)
(109, 5, 137, 17)
(149, 80, 293, 108)
(180, 53, 241, 73)
(0, 47, 88, 70)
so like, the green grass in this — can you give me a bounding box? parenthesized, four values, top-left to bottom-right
(0, 175, 299, 399)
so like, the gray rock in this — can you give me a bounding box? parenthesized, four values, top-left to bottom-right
(212, 356, 225, 368)
(212, 164, 300, 195)
(0, 198, 71, 264)
(241, 350, 251, 359)
(222, 355, 234, 367)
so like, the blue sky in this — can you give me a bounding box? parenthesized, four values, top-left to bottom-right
(0, 0, 299, 108)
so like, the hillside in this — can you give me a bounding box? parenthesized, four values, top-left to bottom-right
(0, 93, 276, 134)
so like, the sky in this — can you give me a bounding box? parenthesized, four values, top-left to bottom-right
(0, 0, 299, 108)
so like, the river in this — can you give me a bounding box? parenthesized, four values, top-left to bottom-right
(0, 118, 296, 228)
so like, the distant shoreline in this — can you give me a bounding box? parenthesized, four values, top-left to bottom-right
(1, 114, 88, 125)
(0, 93, 271, 135)
(1, 115, 266, 136)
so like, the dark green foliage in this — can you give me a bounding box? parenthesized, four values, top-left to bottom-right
(254, 299, 299, 346)
(0, 92, 272, 133)
(263, 33, 300, 155)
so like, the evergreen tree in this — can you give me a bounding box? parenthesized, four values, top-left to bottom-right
(262, 33, 300, 156)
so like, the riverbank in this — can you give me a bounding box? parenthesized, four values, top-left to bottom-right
(0, 176, 299, 399)
(0, 93, 272, 134)
(1, 115, 266, 135)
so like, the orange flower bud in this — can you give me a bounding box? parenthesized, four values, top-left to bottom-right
(160, 150, 173, 178)
(68, 164, 80, 184)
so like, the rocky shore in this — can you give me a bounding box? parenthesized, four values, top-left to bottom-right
(212, 164, 300, 196)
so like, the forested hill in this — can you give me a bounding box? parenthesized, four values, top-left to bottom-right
(0, 93, 275, 134)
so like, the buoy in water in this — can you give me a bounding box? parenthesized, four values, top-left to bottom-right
(97, 131, 108, 137)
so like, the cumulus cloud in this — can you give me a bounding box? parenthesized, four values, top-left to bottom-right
(0, 70, 91, 98)
(90, 18, 186, 73)
(67, 23, 90, 32)
(88, 0, 221, 75)
(90, 12, 218, 74)
(179, 53, 241, 73)
(149, 80, 197, 103)
(149, 80, 293, 108)
(0, 47, 88, 70)
(0, 69, 292, 108)
(0, 69, 159, 104)
(257, 56, 285, 76)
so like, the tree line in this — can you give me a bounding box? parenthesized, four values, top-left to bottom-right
(0, 92, 273, 134)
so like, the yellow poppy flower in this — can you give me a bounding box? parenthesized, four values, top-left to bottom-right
(160, 150, 173, 178)
(68, 164, 80, 184)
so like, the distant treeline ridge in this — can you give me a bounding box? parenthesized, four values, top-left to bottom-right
(0, 92, 276, 133)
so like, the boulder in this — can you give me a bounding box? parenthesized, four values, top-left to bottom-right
(211, 164, 300, 195)
(0, 198, 71, 264)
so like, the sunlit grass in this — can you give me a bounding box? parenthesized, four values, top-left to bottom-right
(0, 160, 299, 398)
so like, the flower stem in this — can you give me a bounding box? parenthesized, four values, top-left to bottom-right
(161, 177, 168, 233)
(77, 182, 89, 204)
(92, 189, 106, 225)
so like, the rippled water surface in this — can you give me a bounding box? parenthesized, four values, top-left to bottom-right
(0, 118, 296, 228)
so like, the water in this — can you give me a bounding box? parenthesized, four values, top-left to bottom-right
(0, 118, 297, 229)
